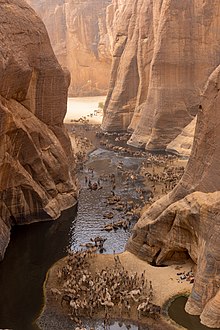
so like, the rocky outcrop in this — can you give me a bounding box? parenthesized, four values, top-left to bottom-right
(0, 0, 77, 260)
(102, 0, 220, 152)
(166, 116, 196, 157)
(127, 65, 220, 327)
(26, 0, 112, 96)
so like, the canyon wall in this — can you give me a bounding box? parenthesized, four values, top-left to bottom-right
(127, 65, 220, 328)
(0, 0, 77, 260)
(102, 0, 220, 153)
(25, 0, 67, 66)
(105, 1, 220, 325)
(26, 0, 112, 96)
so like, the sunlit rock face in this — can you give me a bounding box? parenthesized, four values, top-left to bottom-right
(102, 0, 220, 152)
(0, 0, 77, 260)
(166, 116, 197, 157)
(127, 65, 220, 328)
(102, 0, 148, 132)
(26, 0, 112, 97)
(25, 0, 67, 66)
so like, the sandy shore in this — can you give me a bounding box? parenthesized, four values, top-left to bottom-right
(37, 251, 193, 329)
(65, 114, 103, 126)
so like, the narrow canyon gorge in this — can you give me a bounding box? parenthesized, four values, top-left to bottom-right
(0, 0, 77, 260)
(0, 0, 220, 329)
(26, 0, 112, 96)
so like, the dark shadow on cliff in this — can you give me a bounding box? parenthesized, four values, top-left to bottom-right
(0, 205, 77, 330)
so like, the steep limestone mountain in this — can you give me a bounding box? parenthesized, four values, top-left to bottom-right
(0, 0, 77, 260)
(26, 0, 112, 96)
(102, 0, 220, 153)
(127, 65, 220, 328)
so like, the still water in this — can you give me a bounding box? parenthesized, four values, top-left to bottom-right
(0, 148, 146, 330)
(0, 207, 77, 330)
(168, 296, 219, 330)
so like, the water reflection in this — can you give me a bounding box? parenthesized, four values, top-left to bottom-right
(83, 319, 147, 330)
(168, 296, 219, 330)
(0, 206, 77, 330)
(70, 149, 146, 254)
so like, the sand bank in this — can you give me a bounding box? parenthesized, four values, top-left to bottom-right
(37, 251, 193, 329)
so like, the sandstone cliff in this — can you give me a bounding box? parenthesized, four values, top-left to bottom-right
(127, 65, 220, 328)
(166, 117, 196, 157)
(0, 0, 77, 260)
(102, 0, 148, 131)
(25, 0, 67, 66)
(26, 0, 112, 97)
(102, 0, 220, 153)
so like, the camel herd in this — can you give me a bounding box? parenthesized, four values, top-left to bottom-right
(62, 123, 188, 329)
(52, 249, 161, 329)
(68, 124, 185, 201)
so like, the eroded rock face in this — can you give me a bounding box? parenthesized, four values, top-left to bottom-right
(102, 0, 150, 131)
(127, 65, 220, 327)
(25, 0, 67, 66)
(0, 0, 77, 260)
(102, 0, 220, 152)
(26, 0, 112, 96)
(166, 116, 196, 157)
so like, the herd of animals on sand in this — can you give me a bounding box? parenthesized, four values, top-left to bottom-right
(53, 121, 194, 329)
(51, 249, 160, 330)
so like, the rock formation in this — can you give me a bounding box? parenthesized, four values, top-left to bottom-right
(25, 0, 67, 66)
(166, 117, 196, 157)
(102, 0, 146, 132)
(127, 65, 220, 328)
(0, 0, 77, 260)
(26, 0, 112, 96)
(102, 0, 220, 153)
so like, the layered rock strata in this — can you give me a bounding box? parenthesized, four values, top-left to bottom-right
(102, 0, 220, 152)
(26, 0, 112, 96)
(127, 65, 220, 327)
(0, 0, 77, 260)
